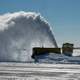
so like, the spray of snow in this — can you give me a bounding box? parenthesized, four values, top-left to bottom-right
(0, 11, 57, 62)
(73, 50, 80, 56)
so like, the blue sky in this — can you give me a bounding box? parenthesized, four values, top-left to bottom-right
(0, 0, 80, 47)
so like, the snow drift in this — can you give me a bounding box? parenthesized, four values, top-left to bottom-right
(0, 11, 57, 62)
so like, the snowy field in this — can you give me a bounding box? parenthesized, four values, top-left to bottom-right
(0, 63, 80, 80)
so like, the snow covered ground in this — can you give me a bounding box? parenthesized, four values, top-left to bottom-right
(36, 53, 80, 64)
(0, 63, 80, 80)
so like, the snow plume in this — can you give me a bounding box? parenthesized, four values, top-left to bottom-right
(0, 11, 57, 62)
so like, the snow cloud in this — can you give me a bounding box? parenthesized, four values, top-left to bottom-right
(0, 11, 57, 62)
